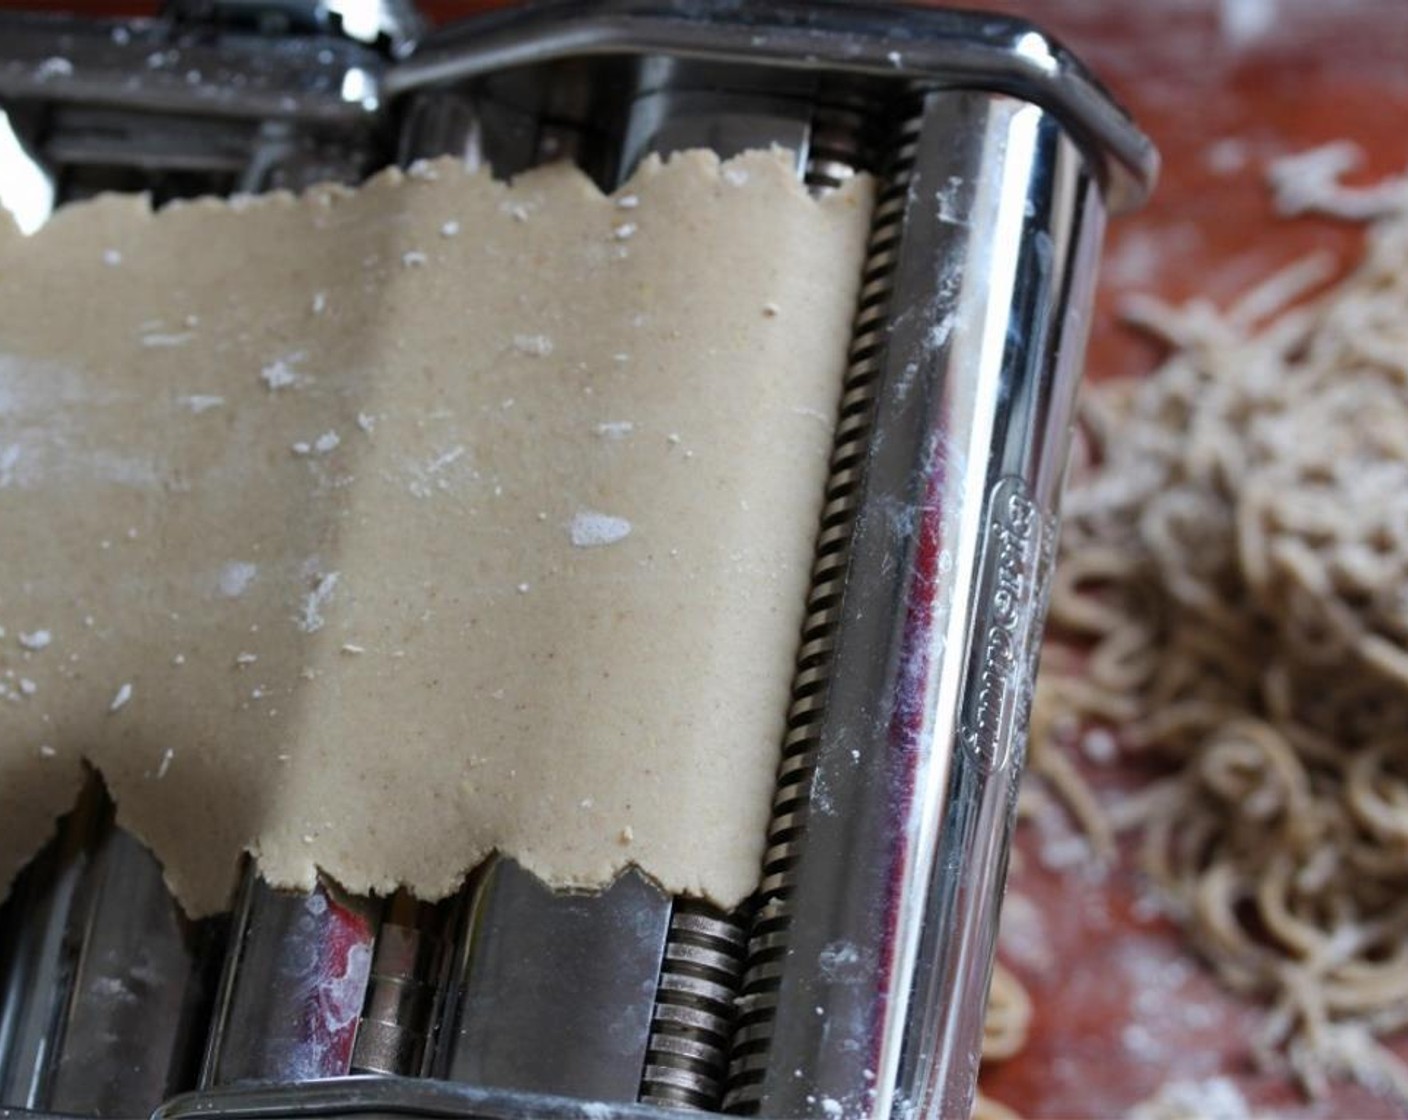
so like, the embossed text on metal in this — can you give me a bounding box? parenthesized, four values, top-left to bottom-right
(959, 475, 1050, 774)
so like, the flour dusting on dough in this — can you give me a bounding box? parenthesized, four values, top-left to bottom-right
(0, 150, 872, 915)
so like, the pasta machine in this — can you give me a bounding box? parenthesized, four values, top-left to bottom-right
(0, 2, 1155, 1118)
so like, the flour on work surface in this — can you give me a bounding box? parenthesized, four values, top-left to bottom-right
(0, 150, 871, 915)
(1128, 1077, 1252, 1120)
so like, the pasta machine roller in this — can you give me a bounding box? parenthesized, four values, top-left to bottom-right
(0, 2, 1155, 1118)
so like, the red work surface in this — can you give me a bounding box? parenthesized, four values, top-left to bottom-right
(9, 1, 1408, 1115)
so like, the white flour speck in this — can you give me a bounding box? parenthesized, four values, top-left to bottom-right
(18, 678, 36, 696)
(39, 744, 55, 758)
(356, 412, 376, 434)
(404, 445, 467, 498)
(723, 166, 749, 187)
(440, 220, 460, 237)
(172, 653, 186, 666)
(1129, 1077, 1250, 1120)
(428, 445, 464, 472)
(516, 582, 530, 594)
(0, 445, 20, 488)
(1219, 0, 1276, 50)
(182, 394, 224, 414)
(311, 291, 327, 315)
(616, 194, 639, 209)
(156, 748, 174, 779)
(569, 511, 632, 548)
(613, 222, 637, 240)
(36, 56, 74, 80)
(1081, 727, 1118, 764)
(594, 421, 634, 439)
(298, 572, 340, 633)
(109, 682, 132, 712)
(929, 312, 956, 351)
(512, 334, 553, 357)
(293, 431, 339, 457)
(18, 630, 51, 651)
(340, 644, 365, 655)
(260, 355, 304, 390)
(218, 561, 258, 599)
(818, 940, 861, 979)
(235, 652, 258, 666)
(401, 250, 428, 267)
(935, 175, 966, 224)
(1204, 136, 1251, 176)
(142, 331, 195, 348)
(322, 941, 373, 1031)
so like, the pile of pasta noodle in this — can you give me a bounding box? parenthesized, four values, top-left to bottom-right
(1030, 144, 1408, 1099)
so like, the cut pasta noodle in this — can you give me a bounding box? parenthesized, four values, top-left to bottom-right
(983, 962, 1034, 1063)
(1032, 145, 1408, 1101)
(975, 961, 1032, 1120)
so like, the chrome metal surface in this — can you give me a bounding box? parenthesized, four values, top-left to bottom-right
(45, 828, 215, 1112)
(0, 788, 103, 1109)
(386, 1, 1156, 212)
(0, 11, 384, 126)
(0, 785, 211, 1116)
(617, 78, 812, 183)
(0, 17, 384, 216)
(396, 90, 487, 171)
(156, 1075, 694, 1119)
(745, 88, 1105, 1120)
(199, 873, 379, 1087)
(161, 0, 427, 55)
(803, 101, 876, 192)
(638, 902, 745, 1110)
(435, 859, 672, 1102)
(350, 894, 448, 1077)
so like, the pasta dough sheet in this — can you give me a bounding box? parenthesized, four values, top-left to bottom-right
(0, 150, 871, 916)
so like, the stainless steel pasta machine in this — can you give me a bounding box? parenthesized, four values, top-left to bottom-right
(0, 3, 1155, 1118)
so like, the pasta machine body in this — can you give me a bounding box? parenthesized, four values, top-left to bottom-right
(0, 3, 1154, 1118)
